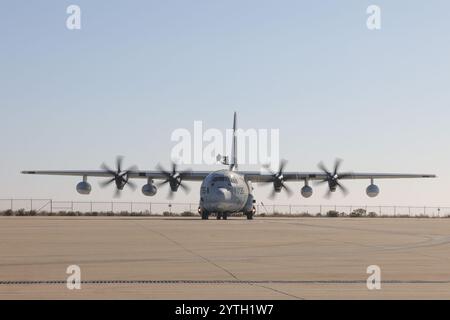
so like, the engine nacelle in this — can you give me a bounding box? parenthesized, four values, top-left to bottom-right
(301, 185, 313, 198)
(76, 181, 91, 195)
(366, 184, 380, 198)
(142, 183, 157, 197)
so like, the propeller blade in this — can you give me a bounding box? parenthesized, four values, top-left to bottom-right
(268, 189, 276, 200)
(167, 190, 175, 200)
(100, 177, 116, 188)
(125, 165, 138, 173)
(261, 163, 276, 176)
(318, 161, 330, 174)
(100, 163, 116, 176)
(336, 181, 349, 196)
(314, 179, 328, 186)
(172, 163, 177, 176)
(156, 163, 171, 178)
(179, 182, 191, 194)
(156, 179, 170, 187)
(333, 158, 342, 176)
(116, 156, 124, 173)
(278, 159, 287, 175)
(179, 169, 192, 179)
(282, 183, 293, 197)
(125, 179, 137, 191)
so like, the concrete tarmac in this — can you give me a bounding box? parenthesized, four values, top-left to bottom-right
(0, 217, 449, 299)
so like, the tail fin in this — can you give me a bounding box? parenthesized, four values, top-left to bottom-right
(230, 112, 238, 171)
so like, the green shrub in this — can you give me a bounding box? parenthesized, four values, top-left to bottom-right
(350, 208, 367, 217)
(326, 210, 339, 217)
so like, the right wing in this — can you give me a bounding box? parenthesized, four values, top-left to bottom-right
(21, 170, 210, 182)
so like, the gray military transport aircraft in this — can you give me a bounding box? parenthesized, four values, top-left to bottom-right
(22, 113, 436, 220)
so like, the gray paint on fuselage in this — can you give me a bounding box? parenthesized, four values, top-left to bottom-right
(200, 169, 250, 213)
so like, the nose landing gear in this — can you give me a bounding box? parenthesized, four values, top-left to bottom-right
(216, 213, 228, 220)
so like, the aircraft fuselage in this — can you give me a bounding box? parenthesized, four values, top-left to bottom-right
(199, 169, 254, 216)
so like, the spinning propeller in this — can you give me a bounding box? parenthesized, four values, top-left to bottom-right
(316, 158, 352, 198)
(155, 163, 191, 199)
(262, 159, 293, 199)
(99, 156, 138, 197)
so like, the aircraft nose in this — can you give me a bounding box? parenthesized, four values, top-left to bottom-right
(214, 187, 231, 201)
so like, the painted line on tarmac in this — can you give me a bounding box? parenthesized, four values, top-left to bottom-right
(1, 279, 449, 285)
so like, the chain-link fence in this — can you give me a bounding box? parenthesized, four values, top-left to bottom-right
(0, 199, 449, 217)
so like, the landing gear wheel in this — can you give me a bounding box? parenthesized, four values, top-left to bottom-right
(222, 213, 228, 220)
(216, 213, 222, 220)
(201, 211, 209, 220)
(246, 213, 254, 220)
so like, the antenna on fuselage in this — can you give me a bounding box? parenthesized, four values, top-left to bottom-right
(229, 111, 238, 171)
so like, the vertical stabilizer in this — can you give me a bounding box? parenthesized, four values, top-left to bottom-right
(230, 112, 238, 171)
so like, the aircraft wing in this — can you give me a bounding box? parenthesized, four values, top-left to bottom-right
(21, 170, 436, 182)
(21, 170, 210, 181)
(242, 171, 436, 183)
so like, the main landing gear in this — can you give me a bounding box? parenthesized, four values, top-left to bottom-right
(199, 207, 255, 220)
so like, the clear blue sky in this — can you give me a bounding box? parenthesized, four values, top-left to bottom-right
(1, 1, 449, 206)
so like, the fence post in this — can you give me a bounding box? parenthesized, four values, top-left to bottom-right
(10, 199, 13, 211)
(130, 202, 133, 213)
(30, 199, 33, 212)
(50, 199, 53, 214)
(90, 201, 93, 214)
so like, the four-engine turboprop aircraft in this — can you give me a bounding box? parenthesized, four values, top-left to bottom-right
(22, 113, 436, 220)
